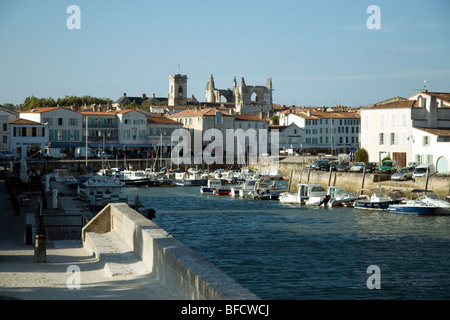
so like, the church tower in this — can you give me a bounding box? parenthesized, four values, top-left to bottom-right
(168, 74, 188, 106)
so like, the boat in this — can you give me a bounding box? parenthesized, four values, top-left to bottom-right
(201, 179, 235, 195)
(388, 201, 438, 215)
(353, 189, 405, 210)
(97, 167, 149, 187)
(402, 189, 450, 215)
(247, 180, 287, 200)
(78, 176, 140, 211)
(173, 170, 207, 187)
(305, 186, 361, 207)
(279, 183, 327, 204)
(234, 179, 259, 198)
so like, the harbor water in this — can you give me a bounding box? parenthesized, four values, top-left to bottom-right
(123, 186, 450, 300)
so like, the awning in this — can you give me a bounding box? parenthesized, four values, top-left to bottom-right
(50, 142, 82, 148)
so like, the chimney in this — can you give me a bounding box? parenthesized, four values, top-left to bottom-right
(152, 93, 156, 98)
(123, 93, 127, 97)
(142, 93, 147, 99)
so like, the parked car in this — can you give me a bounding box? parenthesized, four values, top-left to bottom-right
(311, 160, 330, 171)
(391, 166, 415, 181)
(379, 160, 398, 174)
(0, 150, 15, 161)
(350, 162, 365, 172)
(42, 148, 67, 159)
(329, 161, 340, 171)
(336, 161, 351, 172)
(97, 150, 115, 159)
(364, 162, 379, 173)
(407, 162, 421, 168)
(412, 163, 436, 180)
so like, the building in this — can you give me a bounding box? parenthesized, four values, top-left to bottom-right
(20, 107, 83, 150)
(278, 107, 360, 155)
(146, 114, 183, 157)
(9, 118, 49, 159)
(360, 98, 416, 167)
(0, 106, 18, 151)
(269, 123, 304, 155)
(360, 91, 450, 172)
(169, 74, 188, 106)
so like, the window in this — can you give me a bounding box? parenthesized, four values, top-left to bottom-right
(380, 114, 385, 127)
(2, 123, 6, 131)
(58, 118, 63, 126)
(379, 133, 384, 145)
(390, 114, 396, 127)
(32, 127, 37, 137)
(401, 113, 407, 127)
(423, 136, 430, 146)
(390, 133, 396, 145)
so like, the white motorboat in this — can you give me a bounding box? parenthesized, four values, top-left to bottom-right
(353, 189, 405, 210)
(404, 189, 450, 215)
(305, 186, 361, 207)
(279, 184, 327, 204)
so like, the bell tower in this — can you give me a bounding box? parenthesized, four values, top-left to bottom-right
(169, 74, 188, 106)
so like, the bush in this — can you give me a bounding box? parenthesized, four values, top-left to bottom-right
(355, 148, 369, 163)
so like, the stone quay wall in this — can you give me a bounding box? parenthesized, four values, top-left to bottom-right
(82, 203, 259, 300)
(254, 157, 450, 199)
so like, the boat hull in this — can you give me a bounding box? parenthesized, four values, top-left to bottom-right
(353, 199, 402, 210)
(388, 204, 437, 215)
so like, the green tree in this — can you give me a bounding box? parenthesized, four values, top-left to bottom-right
(355, 148, 369, 163)
(270, 115, 280, 125)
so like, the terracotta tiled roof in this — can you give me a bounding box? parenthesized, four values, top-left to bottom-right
(414, 127, 450, 137)
(21, 107, 64, 113)
(10, 118, 44, 125)
(147, 116, 183, 125)
(168, 107, 233, 118)
(234, 115, 269, 122)
(364, 100, 417, 110)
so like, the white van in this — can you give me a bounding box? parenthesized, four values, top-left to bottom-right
(75, 147, 96, 159)
(412, 163, 435, 180)
(43, 148, 67, 159)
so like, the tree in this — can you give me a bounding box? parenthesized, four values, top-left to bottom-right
(355, 148, 369, 163)
(270, 115, 280, 126)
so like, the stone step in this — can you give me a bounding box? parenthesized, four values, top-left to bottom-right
(84, 231, 150, 277)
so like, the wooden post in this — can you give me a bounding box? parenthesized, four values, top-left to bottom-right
(360, 166, 366, 195)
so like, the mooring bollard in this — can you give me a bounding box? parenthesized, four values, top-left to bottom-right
(25, 224, 33, 245)
(34, 234, 47, 263)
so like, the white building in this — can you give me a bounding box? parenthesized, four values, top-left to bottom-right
(278, 107, 360, 154)
(360, 98, 415, 166)
(269, 123, 303, 154)
(9, 118, 49, 159)
(360, 91, 450, 172)
(20, 107, 83, 149)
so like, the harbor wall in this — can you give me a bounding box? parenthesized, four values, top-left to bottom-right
(82, 203, 259, 300)
(254, 158, 450, 199)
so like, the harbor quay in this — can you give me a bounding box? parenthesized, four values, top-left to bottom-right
(0, 167, 259, 300)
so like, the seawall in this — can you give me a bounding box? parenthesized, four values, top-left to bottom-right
(254, 157, 450, 199)
(82, 203, 259, 300)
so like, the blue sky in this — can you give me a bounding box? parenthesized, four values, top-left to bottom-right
(1, 0, 449, 107)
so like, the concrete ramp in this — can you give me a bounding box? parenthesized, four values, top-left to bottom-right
(84, 231, 150, 277)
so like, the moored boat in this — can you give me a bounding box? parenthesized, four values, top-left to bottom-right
(353, 189, 405, 210)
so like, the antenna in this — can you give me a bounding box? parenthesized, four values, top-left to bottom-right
(411, 79, 428, 92)
(178, 63, 181, 74)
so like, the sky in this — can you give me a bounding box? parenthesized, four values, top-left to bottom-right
(1, 0, 449, 107)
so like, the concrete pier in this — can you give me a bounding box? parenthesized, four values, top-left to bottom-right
(82, 203, 259, 300)
(0, 171, 258, 300)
